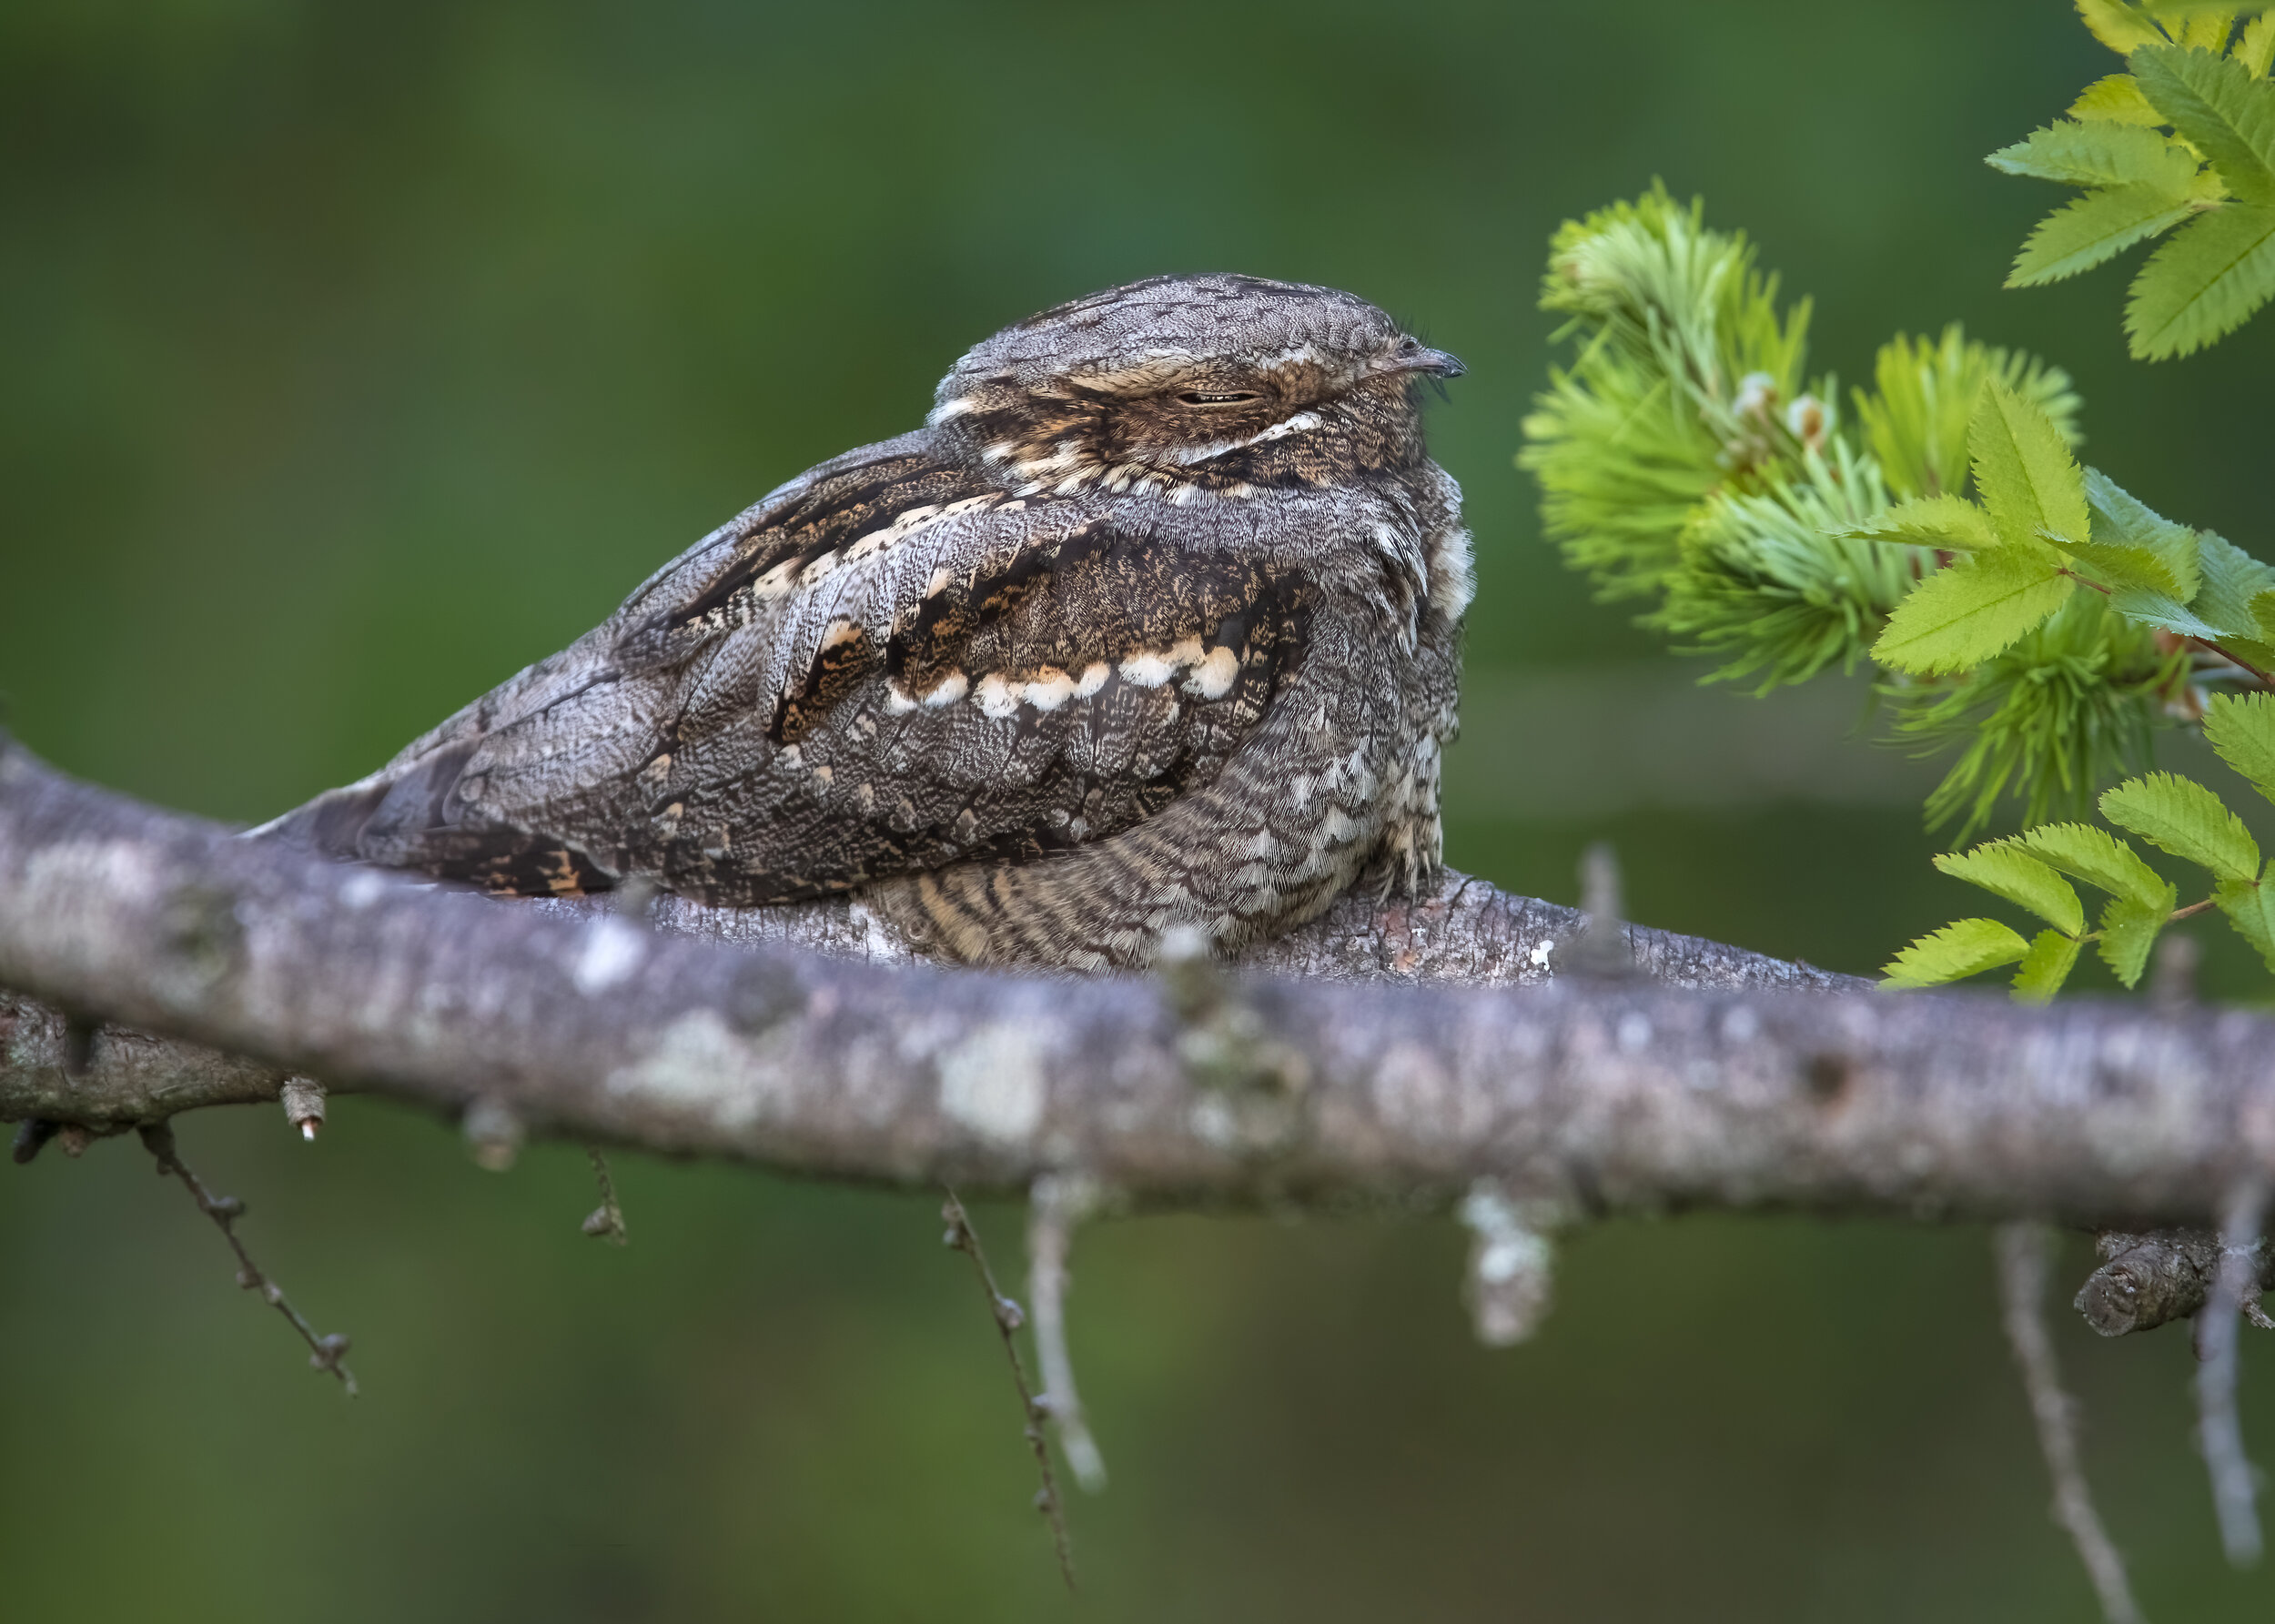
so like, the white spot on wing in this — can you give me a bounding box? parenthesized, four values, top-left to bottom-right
(975, 672, 1018, 719)
(1181, 645, 1239, 700)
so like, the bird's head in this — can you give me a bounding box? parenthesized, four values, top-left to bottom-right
(928, 273, 1462, 501)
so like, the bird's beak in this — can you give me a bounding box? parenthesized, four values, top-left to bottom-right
(1380, 347, 1466, 379)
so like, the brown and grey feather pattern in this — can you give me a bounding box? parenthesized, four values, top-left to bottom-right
(263, 274, 1472, 969)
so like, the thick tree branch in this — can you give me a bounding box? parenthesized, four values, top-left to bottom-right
(4, 741, 2273, 1226)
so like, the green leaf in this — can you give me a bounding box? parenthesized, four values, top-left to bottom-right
(2107, 584, 2230, 637)
(2159, 8, 2242, 53)
(1881, 917, 2035, 988)
(2191, 530, 2275, 636)
(2256, 586, 2275, 640)
(2098, 892, 2173, 986)
(1870, 550, 2075, 674)
(2018, 822, 2175, 905)
(1848, 494, 2002, 550)
(1987, 120, 2204, 188)
(2012, 929, 2087, 1002)
(2072, 73, 2169, 124)
(2099, 771, 2261, 879)
(2084, 468, 2202, 598)
(2242, 15, 2275, 76)
(2125, 201, 2275, 355)
(2205, 691, 2275, 803)
(2079, 0, 2172, 54)
(2010, 185, 2202, 285)
(2215, 867, 2275, 971)
(1934, 846, 2088, 934)
(1970, 378, 2091, 545)
(2132, 44, 2275, 203)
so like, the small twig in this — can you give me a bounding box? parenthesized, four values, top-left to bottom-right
(1026, 1173, 1107, 1492)
(2078, 1228, 2275, 1337)
(278, 1076, 327, 1142)
(136, 1120, 356, 1395)
(2149, 933, 2199, 1017)
(1572, 840, 1634, 978)
(1458, 1177, 1563, 1347)
(1996, 1223, 2142, 1624)
(581, 1146, 629, 1245)
(942, 1188, 1074, 1589)
(2198, 1180, 2266, 1567)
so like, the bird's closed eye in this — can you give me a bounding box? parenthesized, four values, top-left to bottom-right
(1176, 390, 1262, 407)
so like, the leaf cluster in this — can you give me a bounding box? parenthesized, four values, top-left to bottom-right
(1991, 4, 2275, 357)
(1884, 692, 2275, 996)
(1521, 187, 2080, 706)
(1854, 378, 2275, 677)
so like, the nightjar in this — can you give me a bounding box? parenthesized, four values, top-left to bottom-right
(266, 275, 1471, 971)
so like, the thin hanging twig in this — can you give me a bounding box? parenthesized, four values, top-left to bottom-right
(2198, 1181, 2267, 1568)
(1995, 1223, 2140, 1624)
(138, 1120, 356, 1395)
(1027, 1173, 1107, 1492)
(942, 1189, 1074, 1589)
(581, 1146, 629, 1244)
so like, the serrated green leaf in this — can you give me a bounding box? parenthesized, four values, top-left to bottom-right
(2175, 10, 2241, 53)
(1987, 120, 2204, 188)
(1880, 917, 2035, 988)
(2073, 73, 2169, 124)
(2018, 822, 2176, 905)
(2012, 929, 2087, 1002)
(2205, 691, 2275, 804)
(2108, 584, 2231, 636)
(2125, 201, 2275, 355)
(2214, 868, 2275, 970)
(1934, 846, 2088, 934)
(2085, 467, 2203, 598)
(2241, 15, 2275, 76)
(2100, 771, 2262, 879)
(2133, 45, 2275, 202)
(2191, 529, 2275, 637)
(1870, 550, 2075, 674)
(2081, 0, 2172, 53)
(1971, 378, 2091, 545)
(2254, 586, 2275, 639)
(1848, 495, 2002, 550)
(2059, 538, 2189, 594)
(2010, 184, 2201, 285)
(2098, 892, 2174, 985)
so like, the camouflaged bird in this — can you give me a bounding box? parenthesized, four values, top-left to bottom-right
(265, 274, 1471, 970)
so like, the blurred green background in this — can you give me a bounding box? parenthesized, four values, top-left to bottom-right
(5, 1, 2273, 1618)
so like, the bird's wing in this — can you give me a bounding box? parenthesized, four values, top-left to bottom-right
(281, 434, 1312, 902)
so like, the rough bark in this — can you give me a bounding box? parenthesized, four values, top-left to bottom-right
(4, 739, 2273, 1225)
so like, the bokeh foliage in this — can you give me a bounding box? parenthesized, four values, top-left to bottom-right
(4, 2, 2275, 1620)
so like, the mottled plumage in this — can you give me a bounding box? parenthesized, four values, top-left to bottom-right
(266, 274, 1471, 970)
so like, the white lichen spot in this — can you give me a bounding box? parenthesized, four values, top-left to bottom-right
(1528, 939, 1554, 969)
(573, 917, 648, 994)
(938, 1023, 1047, 1145)
(610, 1009, 778, 1131)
